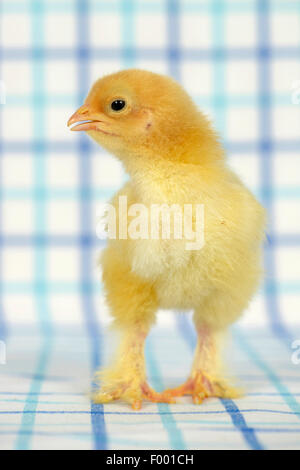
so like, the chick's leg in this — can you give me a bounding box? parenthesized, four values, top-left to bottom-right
(93, 327, 167, 410)
(93, 248, 172, 410)
(163, 323, 240, 404)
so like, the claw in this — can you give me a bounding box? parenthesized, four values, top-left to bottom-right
(161, 372, 242, 404)
(92, 391, 114, 404)
(141, 382, 174, 404)
(132, 400, 142, 411)
(193, 395, 203, 405)
(92, 380, 175, 409)
(162, 378, 193, 399)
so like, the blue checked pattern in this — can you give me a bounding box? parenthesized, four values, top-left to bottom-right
(0, 0, 300, 450)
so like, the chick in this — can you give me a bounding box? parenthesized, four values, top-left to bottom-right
(68, 69, 265, 410)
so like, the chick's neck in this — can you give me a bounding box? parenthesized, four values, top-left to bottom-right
(122, 131, 225, 205)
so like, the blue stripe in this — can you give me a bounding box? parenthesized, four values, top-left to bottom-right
(121, 0, 135, 67)
(2, 408, 299, 416)
(256, 0, 296, 343)
(1, 280, 300, 296)
(30, 0, 52, 335)
(2, 184, 300, 201)
(3, 92, 296, 108)
(146, 336, 186, 450)
(0, 138, 299, 154)
(167, 0, 180, 79)
(1, 234, 300, 248)
(1, 46, 299, 61)
(3, 427, 300, 436)
(255, 1, 300, 371)
(211, 0, 226, 136)
(15, 0, 53, 450)
(2, 0, 300, 14)
(14, 336, 53, 450)
(234, 328, 300, 419)
(257, 0, 282, 335)
(0, 1, 8, 342)
(176, 316, 264, 450)
(221, 399, 264, 450)
(171, 0, 264, 451)
(76, 0, 107, 450)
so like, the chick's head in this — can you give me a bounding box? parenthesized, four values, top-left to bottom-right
(68, 69, 209, 163)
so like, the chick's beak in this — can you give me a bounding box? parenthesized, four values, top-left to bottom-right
(67, 105, 103, 132)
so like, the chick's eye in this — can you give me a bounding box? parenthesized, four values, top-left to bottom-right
(111, 99, 126, 111)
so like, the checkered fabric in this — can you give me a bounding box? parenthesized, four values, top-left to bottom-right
(0, 0, 300, 450)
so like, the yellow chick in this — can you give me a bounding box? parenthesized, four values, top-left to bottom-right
(68, 69, 266, 410)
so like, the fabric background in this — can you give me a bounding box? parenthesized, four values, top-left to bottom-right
(0, 0, 300, 450)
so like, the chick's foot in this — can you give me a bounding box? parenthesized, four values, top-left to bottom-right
(92, 375, 174, 410)
(161, 371, 242, 405)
